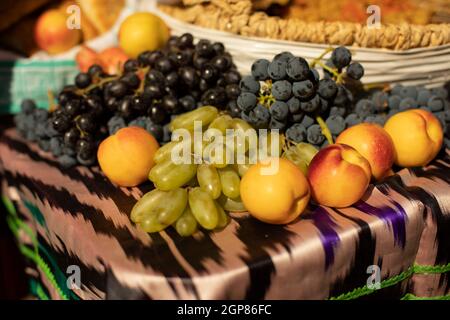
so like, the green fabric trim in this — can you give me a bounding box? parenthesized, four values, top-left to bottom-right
(401, 293, 450, 300)
(20, 245, 69, 300)
(330, 263, 450, 300)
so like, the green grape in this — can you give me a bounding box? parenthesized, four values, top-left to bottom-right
(157, 188, 188, 225)
(283, 149, 306, 174)
(231, 118, 253, 131)
(208, 115, 233, 135)
(197, 164, 222, 199)
(175, 206, 198, 237)
(188, 187, 219, 230)
(215, 201, 230, 229)
(154, 141, 181, 164)
(296, 142, 319, 165)
(139, 214, 168, 233)
(149, 161, 197, 191)
(130, 189, 168, 223)
(218, 166, 241, 199)
(170, 106, 219, 132)
(233, 156, 251, 177)
(218, 194, 247, 212)
(282, 143, 318, 175)
(207, 144, 232, 168)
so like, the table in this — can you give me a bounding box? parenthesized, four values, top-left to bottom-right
(1, 126, 449, 300)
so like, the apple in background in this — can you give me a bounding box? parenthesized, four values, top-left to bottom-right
(384, 109, 443, 167)
(98, 47, 129, 75)
(34, 9, 81, 55)
(336, 123, 395, 181)
(308, 144, 371, 208)
(76, 46, 101, 73)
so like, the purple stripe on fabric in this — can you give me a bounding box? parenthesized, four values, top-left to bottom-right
(354, 200, 407, 248)
(308, 206, 341, 269)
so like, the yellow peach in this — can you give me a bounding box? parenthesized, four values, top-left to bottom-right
(98, 127, 159, 187)
(240, 158, 310, 224)
(307, 144, 371, 208)
(336, 123, 395, 180)
(384, 109, 443, 167)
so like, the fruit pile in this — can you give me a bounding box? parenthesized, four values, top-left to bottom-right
(236, 47, 364, 149)
(352, 84, 450, 148)
(14, 33, 241, 168)
(131, 107, 244, 236)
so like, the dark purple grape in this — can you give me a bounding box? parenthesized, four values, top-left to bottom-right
(199, 78, 210, 92)
(201, 64, 218, 83)
(202, 88, 227, 108)
(52, 115, 71, 133)
(121, 73, 140, 90)
(144, 84, 164, 100)
(162, 95, 182, 114)
(227, 100, 241, 117)
(165, 71, 179, 88)
(179, 67, 199, 88)
(149, 105, 168, 124)
(109, 81, 128, 98)
(77, 113, 97, 132)
(132, 96, 147, 114)
(88, 64, 103, 77)
(124, 59, 139, 72)
(117, 96, 134, 119)
(224, 70, 241, 84)
(64, 127, 80, 148)
(196, 39, 214, 58)
(146, 123, 164, 142)
(178, 33, 194, 48)
(105, 96, 119, 111)
(212, 42, 225, 55)
(155, 57, 173, 74)
(85, 96, 104, 118)
(146, 69, 165, 85)
(179, 95, 196, 111)
(211, 55, 232, 72)
(64, 99, 82, 117)
(226, 84, 240, 99)
(193, 53, 208, 70)
(75, 73, 91, 89)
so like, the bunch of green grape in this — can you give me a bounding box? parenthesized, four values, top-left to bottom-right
(131, 106, 266, 237)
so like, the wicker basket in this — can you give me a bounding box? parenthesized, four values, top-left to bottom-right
(150, 0, 450, 87)
(158, 0, 450, 50)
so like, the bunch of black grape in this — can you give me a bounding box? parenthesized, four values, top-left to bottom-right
(236, 47, 364, 149)
(105, 33, 241, 138)
(14, 33, 241, 168)
(349, 84, 450, 148)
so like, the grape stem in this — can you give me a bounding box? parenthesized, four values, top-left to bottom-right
(316, 116, 334, 145)
(315, 61, 345, 84)
(310, 47, 334, 68)
(136, 66, 150, 94)
(47, 90, 57, 112)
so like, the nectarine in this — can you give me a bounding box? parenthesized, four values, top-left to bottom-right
(384, 109, 443, 167)
(35, 9, 81, 54)
(240, 158, 310, 224)
(336, 123, 395, 180)
(98, 127, 159, 187)
(308, 144, 371, 208)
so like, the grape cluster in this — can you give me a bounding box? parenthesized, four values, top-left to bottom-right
(348, 84, 450, 148)
(236, 47, 364, 149)
(14, 33, 241, 168)
(131, 106, 283, 236)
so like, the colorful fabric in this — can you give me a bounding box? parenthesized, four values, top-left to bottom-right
(0, 127, 449, 300)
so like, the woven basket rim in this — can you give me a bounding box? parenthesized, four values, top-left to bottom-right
(159, 0, 450, 50)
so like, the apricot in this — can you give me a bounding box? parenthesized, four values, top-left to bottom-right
(98, 127, 159, 187)
(384, 109, 443, 167)
(240, 158, 310, 224)
(336, 123, 395, 180)
(308, 144, 371, 208)
(76, 46, 101, 73)
(34, 9, 81, 54)
(119, 12, 170, 59)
